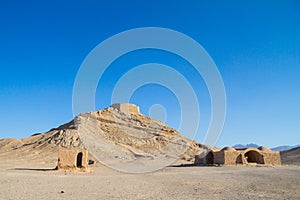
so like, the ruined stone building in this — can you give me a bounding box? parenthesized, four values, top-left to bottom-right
(195, 146, 281, 165)
(111, 103, 140, 115)
(57, 148, 89, 171)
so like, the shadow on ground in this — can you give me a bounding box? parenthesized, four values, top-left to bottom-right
(170, 163, 220, 167)
(12, 167, 57, 171)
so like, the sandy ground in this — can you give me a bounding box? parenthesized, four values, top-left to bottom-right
(0, 164, 299, 200)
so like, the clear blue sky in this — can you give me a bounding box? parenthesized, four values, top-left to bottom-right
(0, 0, 299, 148)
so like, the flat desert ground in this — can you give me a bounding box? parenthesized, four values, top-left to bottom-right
(0, 163, 299, 200)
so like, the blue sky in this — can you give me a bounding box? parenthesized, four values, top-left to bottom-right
(0, 0, 299, 148)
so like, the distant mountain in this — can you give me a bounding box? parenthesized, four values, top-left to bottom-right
(271, 144, 300, 151)
(232, 143, 300, 152)
(233, 143, 260, 149)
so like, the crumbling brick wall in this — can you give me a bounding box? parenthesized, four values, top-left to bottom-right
(57, 148, 89, 171)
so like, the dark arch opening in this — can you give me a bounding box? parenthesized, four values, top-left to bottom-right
(236, 154, 243, 164)
(206, 151, 214, 164)
(245, 150, 264, 164)
(76, 152, 83, 168)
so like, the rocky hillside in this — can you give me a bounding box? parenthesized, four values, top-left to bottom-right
(280, 146, 300, 165)
(0, 104, 206, 169)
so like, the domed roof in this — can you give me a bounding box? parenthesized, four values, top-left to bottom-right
(258, 146, 271, 152)
(221, 146, 236, 151)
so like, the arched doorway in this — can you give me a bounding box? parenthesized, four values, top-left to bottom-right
(245, 150, 264, 164)
(206, 151, 214, 164)
(76, 152, 83, 168)
(236, 154, 243, 164)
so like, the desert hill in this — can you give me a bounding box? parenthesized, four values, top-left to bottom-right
(280, 146, 300, 165)
(0, 103, 205, 169)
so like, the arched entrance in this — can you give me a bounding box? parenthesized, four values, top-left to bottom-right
(76, 152, 83, 168)
(206, 151, 214, 164)
(245, 150, 264, 164)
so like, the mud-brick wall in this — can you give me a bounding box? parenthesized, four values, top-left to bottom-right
(262, 152, 281, 165)
(57, 148, 88, 170)
(223, 151, 241, 165)
(111, 103, 140, 115)
(213, 151, 225, 164)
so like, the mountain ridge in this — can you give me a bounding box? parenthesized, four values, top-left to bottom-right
(232, 143, 300, 152)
